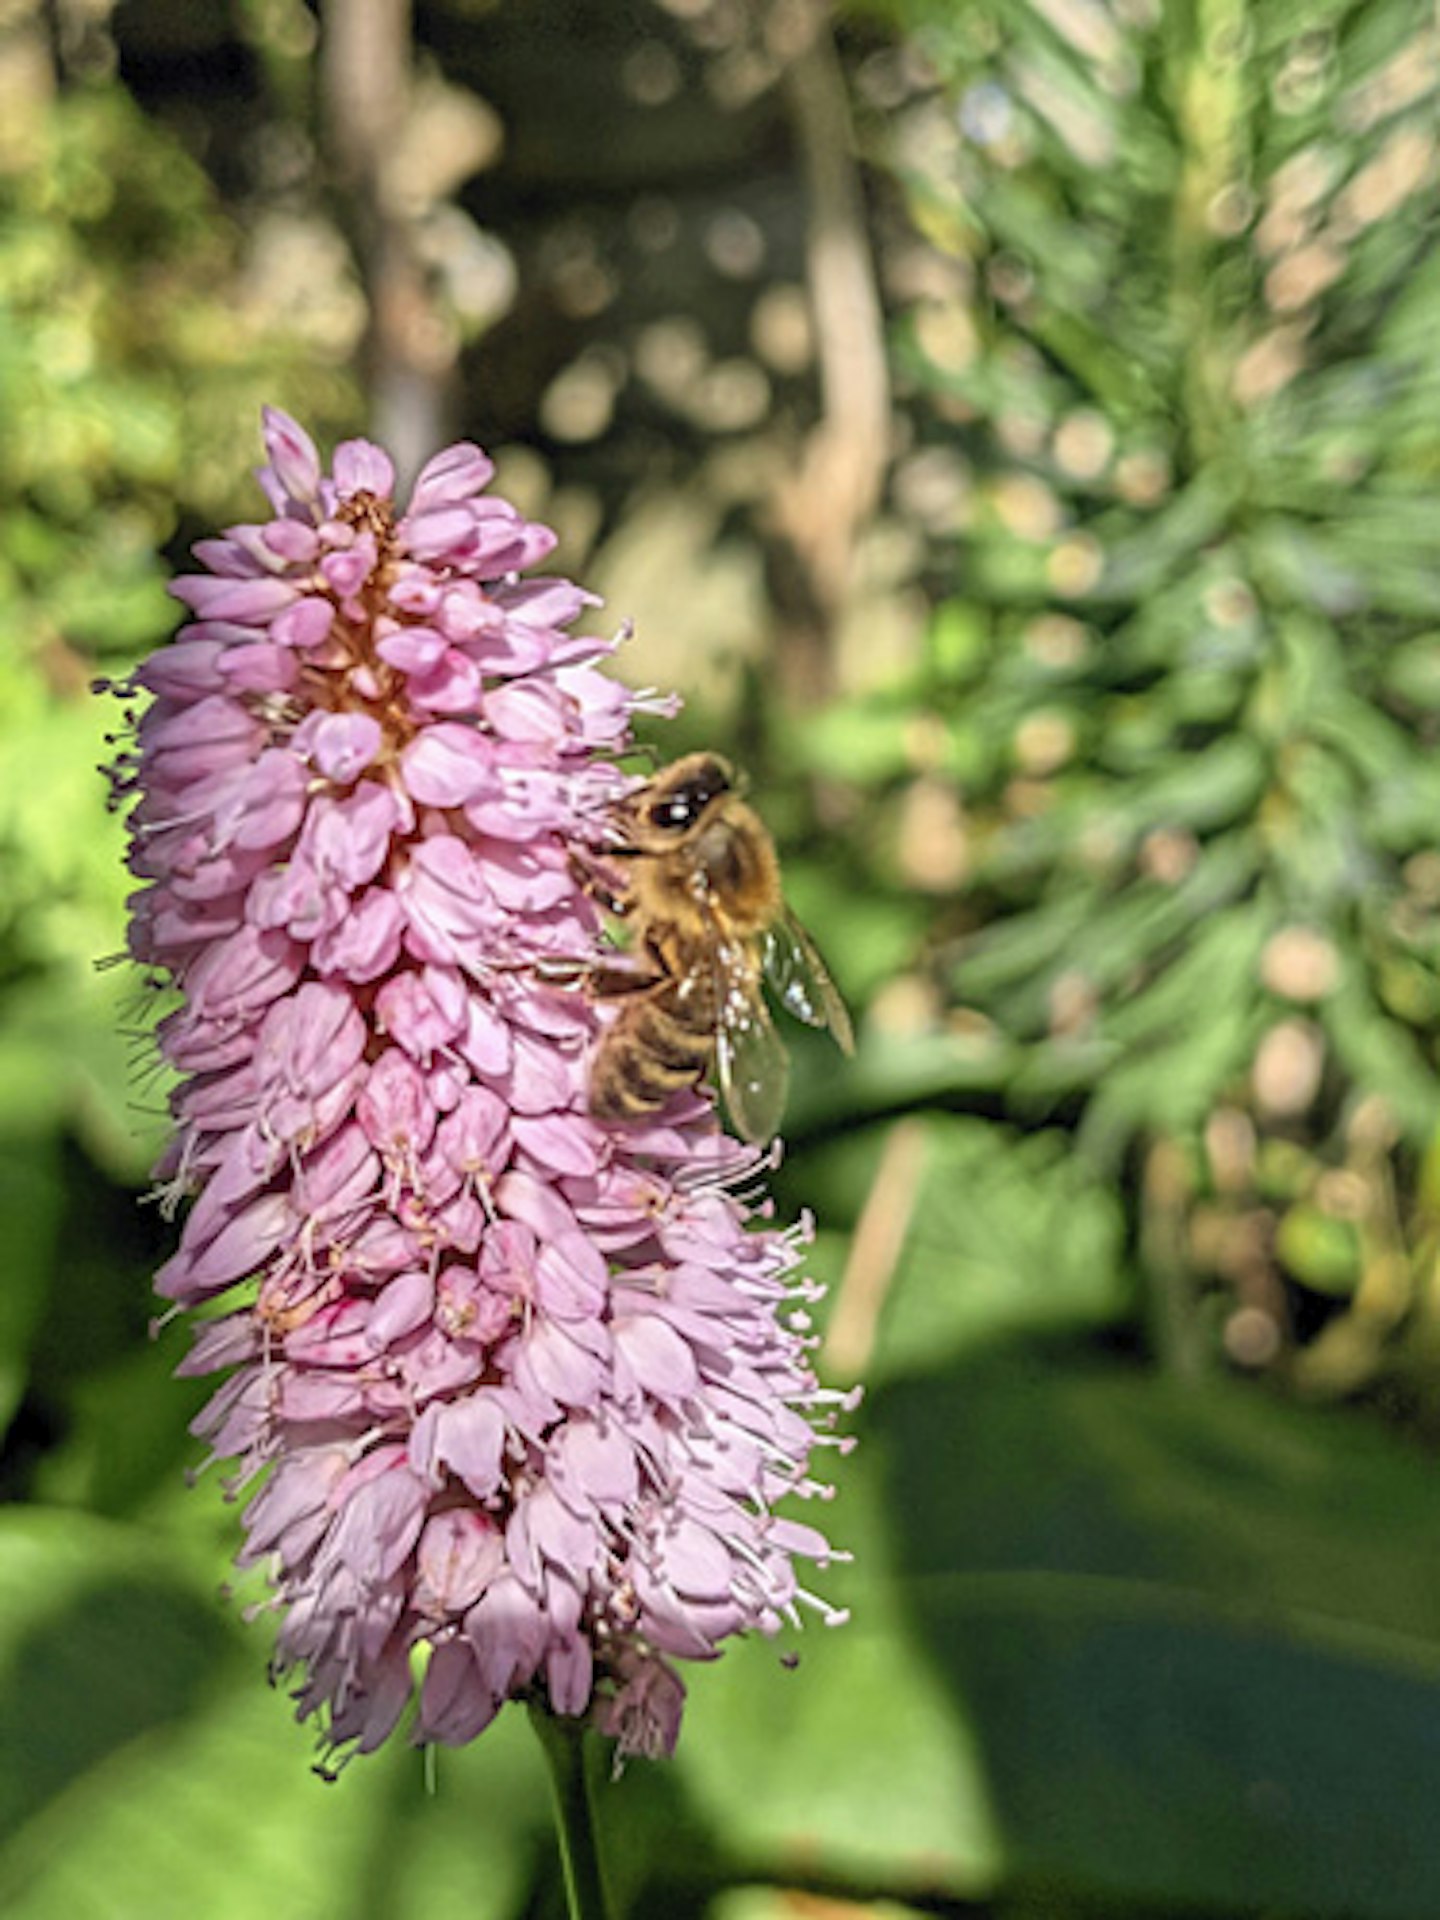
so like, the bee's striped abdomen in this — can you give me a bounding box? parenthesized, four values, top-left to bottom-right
(590, 975, 717, 1121)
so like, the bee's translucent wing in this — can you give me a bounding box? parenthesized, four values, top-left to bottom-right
(762, 909, 855, 1054)
(713, 939, 790, 1144)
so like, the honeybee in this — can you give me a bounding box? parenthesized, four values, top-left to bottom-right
(587, 751, 854, 1144)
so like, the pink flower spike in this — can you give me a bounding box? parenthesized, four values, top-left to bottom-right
(104, 409, 851, 1772)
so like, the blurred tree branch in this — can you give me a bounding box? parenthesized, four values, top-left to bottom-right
(320, 0, 454, 480)
(768, 0, 891, 702)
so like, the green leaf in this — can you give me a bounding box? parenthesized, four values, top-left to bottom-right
(674, 1441, 1005, 1904)
(650, 1340, 1440, 1917)
(874, 1354, 1440, 1916)
(0, 1137, 63, 1446)
(0, 1511, 548, 1920)
(833, 1118, 1131, 1384)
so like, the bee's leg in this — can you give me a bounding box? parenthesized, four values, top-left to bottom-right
(588, 956, 666, 1000)
(530, 956, 591, 989)
(531, 954, 661, 1006)
(568, 848, 634, 917)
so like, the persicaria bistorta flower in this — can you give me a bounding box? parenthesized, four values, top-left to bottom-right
(102, 409, 855, 1767)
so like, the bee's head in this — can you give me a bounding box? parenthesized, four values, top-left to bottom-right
(638, 752, 737, 837)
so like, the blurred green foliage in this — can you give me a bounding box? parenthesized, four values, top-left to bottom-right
(803, 0, 1440, 1402)
(0, 66, 357, 1157)
(5, 1, 1440, 1917)
(0, 54, 358, 1495)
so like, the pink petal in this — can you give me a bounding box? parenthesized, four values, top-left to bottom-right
(417, 1641, 500, 1744)
(310, 886, 405, 981)
(155, 1191, 293, 1299)
(306, 711, 384, 783)
(328, 1457, 429, 1582)
(484, 681, 568, 745)
(403, 506, 480, 562)
(552, 1419, 638, 1510)
(334, 437, 396, 499)
(492, 576, 598, 629)
(465, 1574, 547, 1697)
(271, 595, 336, 649)
(657, 1517, 734, 1598)
(614, 1314, 699, 1404)
(301, 782, 404, 890)
(546, 1635, 593, 1717)
(375, 969, 465, 1059)
(135, 641, 225, 699)
(407, 442, 495, 514)
(416, 1509, 505, 1614)
(377, 624, 448, 675)
(168, 575, 299, 624)
(400, 724, 496, 806)
(299, 1126, 380, 1221)
(365, 1268, 436, 1349)
(260, 406, 322, 504)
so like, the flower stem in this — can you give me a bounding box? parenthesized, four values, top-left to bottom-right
(529, 1702, 611, 1920)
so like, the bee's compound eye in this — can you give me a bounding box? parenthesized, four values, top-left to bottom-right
(650, 758, 732, 832)
(653, 785, 707, 830)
